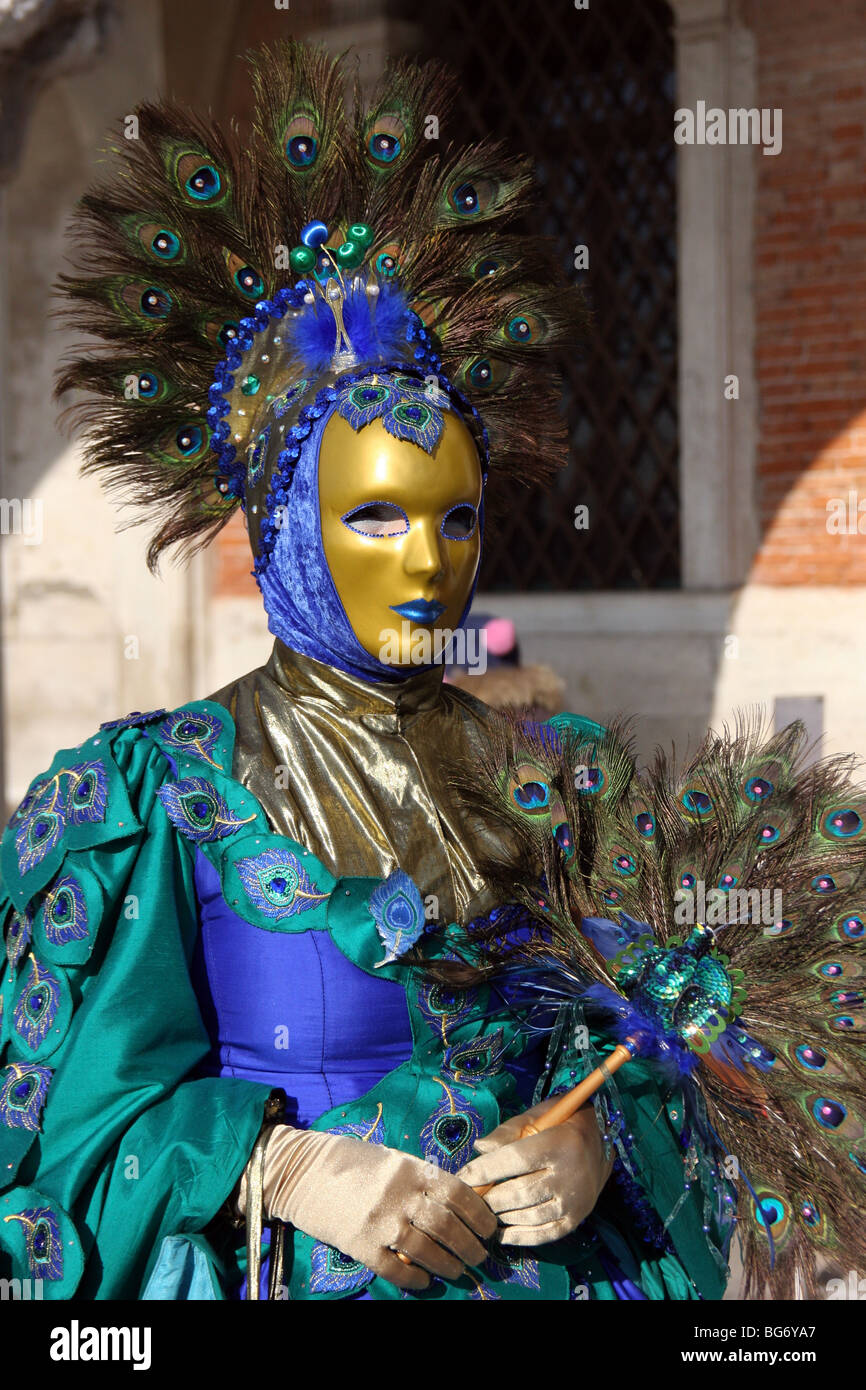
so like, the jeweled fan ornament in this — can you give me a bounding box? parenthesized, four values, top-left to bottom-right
(451, 712, 866, 1298)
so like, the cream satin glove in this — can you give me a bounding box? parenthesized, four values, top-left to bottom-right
(454, 1097, 614, 1246)
(236, 1124, 498, 1292)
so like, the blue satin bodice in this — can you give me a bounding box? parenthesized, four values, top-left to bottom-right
(191, 852, 414, 1126)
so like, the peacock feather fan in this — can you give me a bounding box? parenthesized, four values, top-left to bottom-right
(54, 37, 586, 571)
(452, 708, 866, 1299)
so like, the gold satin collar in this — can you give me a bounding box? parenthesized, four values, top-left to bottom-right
(268, 640, 447, 724)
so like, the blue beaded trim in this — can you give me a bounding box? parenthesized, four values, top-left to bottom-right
(203, 281, 492, 576)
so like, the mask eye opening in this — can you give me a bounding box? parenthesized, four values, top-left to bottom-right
(341, 501, 410, 538)
(441, 503, 478, 540)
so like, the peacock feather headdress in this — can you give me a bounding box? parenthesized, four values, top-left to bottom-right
(55, 39, 586, 574)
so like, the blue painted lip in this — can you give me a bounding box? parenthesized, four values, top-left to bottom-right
(389, 599, 446, 622)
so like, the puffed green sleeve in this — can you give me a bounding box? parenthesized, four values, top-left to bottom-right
(0, 714, 273, 1299)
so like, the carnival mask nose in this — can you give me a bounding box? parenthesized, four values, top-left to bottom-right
(318, 411, 483, 667)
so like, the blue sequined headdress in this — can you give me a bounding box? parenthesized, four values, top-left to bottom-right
(56, 38, 586, 675)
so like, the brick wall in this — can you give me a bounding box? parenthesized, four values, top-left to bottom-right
(747, 0, 866, 583)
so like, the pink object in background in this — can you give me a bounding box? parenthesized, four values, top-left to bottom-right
(484, 617, 517, 657)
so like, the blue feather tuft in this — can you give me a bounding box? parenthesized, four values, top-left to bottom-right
(580, 982, 700, 1081)
(282, 297, 337, 376)
(282, 282, 413, 377)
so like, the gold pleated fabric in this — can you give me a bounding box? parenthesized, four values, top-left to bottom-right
(208, 640, 517, 925)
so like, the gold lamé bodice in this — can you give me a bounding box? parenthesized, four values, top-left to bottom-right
(207, 640, 515, 925)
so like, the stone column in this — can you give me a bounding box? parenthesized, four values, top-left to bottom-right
(668, 0, 759, 588)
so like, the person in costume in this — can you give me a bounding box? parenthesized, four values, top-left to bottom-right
(6, 39, 860, 1303)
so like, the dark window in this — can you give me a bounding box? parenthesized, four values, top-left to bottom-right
(403, 0, 680, 589)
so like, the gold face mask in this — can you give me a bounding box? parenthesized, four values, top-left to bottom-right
(318, 409, 483, 667)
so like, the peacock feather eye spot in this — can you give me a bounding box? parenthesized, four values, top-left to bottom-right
(151, 229, 181, 260)
(368, 131, 401, 163)
(217, 322, 239, 348)
(140, 287, 172, 319)
(745, 776, 773, 801)
(766, 918, 794, 936)
(287, 135, 317, 166)
(680, 872, 696, 890)
(613, 852, 636, 876)
(755, 1197, 786, 1229)
(795, 1044, 826, 1069)
(758, 823, 780, 843)
(183, 162, 222, 202)
(469, 358, 493, 388)
(842, 916, 865, 940)
(283, 114, 319, 169)
(375, 251, 399, 278)
(800, 1200, 820, 1227)
(578, 766, 605, 795)
(365, 112, 407, 167)
(175, 425, 204, 457)
(474, 257, 501, 279)
(451, 181, 480, 215)
(812, 874, 837, 894)
(682, 788, 713, 816)
(829, 989, 863, 1006)
(507, 316, 532, 343)
(718, 872, 738, 890)
(825, 807, 863, 838)
(813, 1096, 846, 1129)
(820, 962, 844, 978)
(634, 812, 655, 837)
(512, 780, 549, 811)
(234, 265, 264, 299)
(554, 821, 574, 858)
(137, 372, 159, 398)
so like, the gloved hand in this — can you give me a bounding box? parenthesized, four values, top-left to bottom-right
(236, 1124, 498, 1292)
(454, 1097, 613, 1246)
